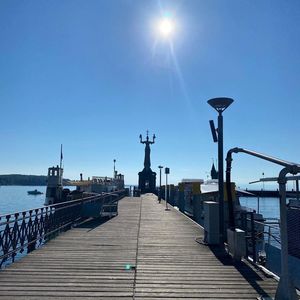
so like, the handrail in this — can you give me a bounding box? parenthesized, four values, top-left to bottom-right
(225, 147, 300, 299)
(226, 147, 300, 229)
(0, 189, 127, 268)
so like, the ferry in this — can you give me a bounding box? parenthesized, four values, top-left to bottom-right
(44, 165, 124, 205)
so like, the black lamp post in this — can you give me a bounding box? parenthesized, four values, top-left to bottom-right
(158, 165, 163, 203)
(165, 167, 170, 211)
(208, 97, 234, 242)
(113, 159, 116, 178)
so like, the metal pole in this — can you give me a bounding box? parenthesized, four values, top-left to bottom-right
(165, 173, 169, 210)
(60, 144, 63, 170)
(225, 147, 299, 299)
(296, 179, 299, 201)
(113, 159, 116, 178)
(159, 167, 162, 203)
(250, 212, 256, 262)
(275, 170, 297, 300)
(225, 150, 235, 229)
(218, 112, 224, 242)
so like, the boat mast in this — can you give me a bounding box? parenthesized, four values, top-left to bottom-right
(60, 144, 63, 170)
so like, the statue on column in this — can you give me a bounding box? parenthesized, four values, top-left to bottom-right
(138, 131, 157, 194)
(140, 132, 155, 170)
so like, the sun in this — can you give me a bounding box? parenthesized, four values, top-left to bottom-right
(158, 18, 174, 38)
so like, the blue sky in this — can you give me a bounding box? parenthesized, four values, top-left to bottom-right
(0, 0, 299, 188)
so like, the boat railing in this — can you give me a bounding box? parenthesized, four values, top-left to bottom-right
(235, 210, 281, 262)
(254, 219, 281, 250)
(0, 189, 127, 268)
(237, 214, 280, 265)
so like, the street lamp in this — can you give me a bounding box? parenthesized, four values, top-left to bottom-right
(158, 165, 164, 203)
(208, 97, 234, 243)
(165, 167, 170, 211)
(113, 159, 116, 178)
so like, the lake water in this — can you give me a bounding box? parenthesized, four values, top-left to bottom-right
(239, 196, 280, 219)
(0, 186, 47, 215)
(0, 186, 76, 216)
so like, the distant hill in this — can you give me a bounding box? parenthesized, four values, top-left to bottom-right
(0, 174, 47, 186)
(0, 174, 70, 186)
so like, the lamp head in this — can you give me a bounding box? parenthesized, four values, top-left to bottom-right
(207, 97, 234, 113)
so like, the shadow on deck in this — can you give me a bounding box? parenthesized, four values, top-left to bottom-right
(209, 245, 273, 298)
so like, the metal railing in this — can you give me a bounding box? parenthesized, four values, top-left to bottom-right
(236, 211, 280, 263)
(100, 193, 120, 217)
(259, 219, 281, 247)
(238, 209, 300, 265)
(225, 147, 300, 299)
(252, 219, 281, 265)
(0, 190, 127, 268)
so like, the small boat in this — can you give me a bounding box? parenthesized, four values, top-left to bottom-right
(27, 189, 43, 195)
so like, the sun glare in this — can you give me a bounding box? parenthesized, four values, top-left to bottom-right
(158, 18, 174, 37)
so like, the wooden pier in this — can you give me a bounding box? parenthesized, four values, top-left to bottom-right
(0, 194, 280, 299)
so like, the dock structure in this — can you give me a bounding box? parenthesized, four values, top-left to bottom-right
(0, 195, 280, 299)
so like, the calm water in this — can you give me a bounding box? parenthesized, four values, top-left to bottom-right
(239, 196, 280, 219)
(0, 186, 47, 215)
(0, 186, 75, 216)
(239, 196, 283, 248)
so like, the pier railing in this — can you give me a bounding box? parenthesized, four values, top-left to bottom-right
(0, 190, 127, 268)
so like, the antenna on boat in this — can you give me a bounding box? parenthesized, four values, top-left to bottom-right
(60, 144, 63, 170)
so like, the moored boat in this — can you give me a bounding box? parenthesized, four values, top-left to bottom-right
(27, 189, 43, 195)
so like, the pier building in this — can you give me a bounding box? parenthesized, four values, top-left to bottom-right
(45, 165, 63, 205)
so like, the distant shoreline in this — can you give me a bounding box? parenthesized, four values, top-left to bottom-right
(0, 184, 47, 186)
(0, 174, 69, 186)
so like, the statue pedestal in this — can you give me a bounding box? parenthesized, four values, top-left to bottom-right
(138, 168, 156, 194)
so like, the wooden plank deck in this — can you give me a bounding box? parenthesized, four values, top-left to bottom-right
(0, 194, 279, 299)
